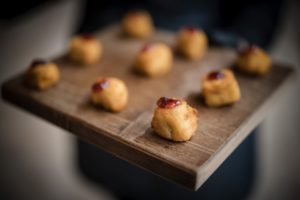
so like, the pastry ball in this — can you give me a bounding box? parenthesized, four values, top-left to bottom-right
(202, 69, 241, 107)
(176, 26, 208, 60)
(134, 43, 173, 77)
(68, 33, 102, 65)
(151, 97, 198, 142)
(236, 44, 272, 75)
(121, 10, 154, 38)
(25, 59, 60, 90)
(91, 77, 128, 112)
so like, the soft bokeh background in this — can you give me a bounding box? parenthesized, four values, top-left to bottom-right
(0, 0, 299, 199)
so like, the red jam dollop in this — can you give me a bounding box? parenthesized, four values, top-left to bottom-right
(92, 79, 109, 93)
(239, 44, 258, 55)
(129, 10, 140, 17)
(30, 59, 47, 68)
(157, 97, 181, 109)
(184, 25, 198, 33)
(207, 71, 224, 80)
(141, 43, 154, 52)
(81, 33, 94, 40)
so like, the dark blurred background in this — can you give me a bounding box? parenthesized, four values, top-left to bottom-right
(0, 0, 299, 199)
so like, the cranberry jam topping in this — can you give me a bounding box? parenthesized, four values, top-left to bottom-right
(157, 97, 181, 109)
(207, 71, 224, 80)
(30, 59, 47, 68)
(239, 44, 258, 55)
(184, 25, 198, 33)
(81, 33, 94, 40)
(129, 10, 140, 17)
(141, 43, 154, 52)
(92, 79, 109, 93)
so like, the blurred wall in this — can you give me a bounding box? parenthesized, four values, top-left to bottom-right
(250, 0, 300, 199)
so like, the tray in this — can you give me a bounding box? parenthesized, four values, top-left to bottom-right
(1, 25, 295, 190)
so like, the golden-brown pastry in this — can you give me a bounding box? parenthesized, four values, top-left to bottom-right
(176, 26, 208, 60)
(151, 97, 198, 142)
(25, 60, 60, 90)
(121, 10, 154, 38)
(68, 33, 102, 65)
(236, 44, 272, 75)
(202, 69, 241, 107)
(134, 43, 173, 77)
(91, 77, 128, 112)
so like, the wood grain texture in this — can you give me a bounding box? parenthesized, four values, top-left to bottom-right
(1, 25, 296, 190)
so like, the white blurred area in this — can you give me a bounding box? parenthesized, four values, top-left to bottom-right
(0, 0, 299, 199)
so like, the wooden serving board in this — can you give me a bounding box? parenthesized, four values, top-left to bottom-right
(1, 25, 295, 190)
